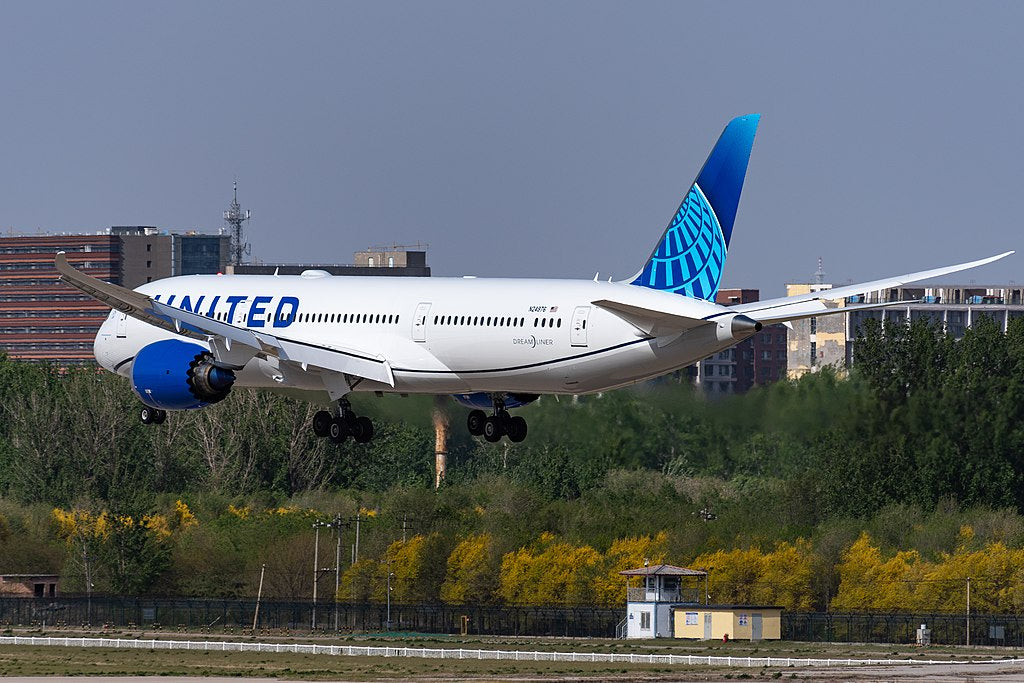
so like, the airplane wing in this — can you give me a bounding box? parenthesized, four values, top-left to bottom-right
(729, 251, 1014, 324)
(55, 252, 395, 387)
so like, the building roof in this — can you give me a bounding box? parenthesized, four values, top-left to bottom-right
(618, 564, 707, 577)
(0, 574, 59, 579)
(670, 604, 784, 611)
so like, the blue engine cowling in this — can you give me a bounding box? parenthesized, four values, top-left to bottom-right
(131, 339, 236, 410)
(452, 392, 540, 410)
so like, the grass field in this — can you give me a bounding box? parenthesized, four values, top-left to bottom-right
(0, 628, 1018, 680)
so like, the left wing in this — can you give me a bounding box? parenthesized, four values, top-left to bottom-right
(55, 252, 395, 387)
(730, 251, 1014, 324)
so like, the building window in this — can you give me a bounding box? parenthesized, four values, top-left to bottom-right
(810, 341, 817, 366)
(810, 317, 817, 334)
(640, 611, 651, 630)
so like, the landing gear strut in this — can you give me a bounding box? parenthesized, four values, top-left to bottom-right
(467, 400, 527, 443)
(139, 405, 167, 425)
(312, 399, 374, 444)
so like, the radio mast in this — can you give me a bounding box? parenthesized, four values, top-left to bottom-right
(224, 181, 251, 265)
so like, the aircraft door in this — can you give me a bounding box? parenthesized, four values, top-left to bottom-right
(116, 312, 128, 338)
(412, 302, 431, 342)
(570, 306, 590, 347)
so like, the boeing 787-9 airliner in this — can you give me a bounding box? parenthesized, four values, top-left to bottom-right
(57, 115, 1012, 443)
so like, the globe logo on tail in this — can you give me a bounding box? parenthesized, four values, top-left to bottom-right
(631, 183, 726, 300)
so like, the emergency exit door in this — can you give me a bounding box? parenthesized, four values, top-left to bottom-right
(412, 302, 431, 342)
(570, 306, 590, 347)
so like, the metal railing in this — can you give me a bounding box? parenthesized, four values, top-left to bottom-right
(1, 635, 1022, 669)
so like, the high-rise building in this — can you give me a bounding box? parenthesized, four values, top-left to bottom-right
(0, 228, 229, 364)
(691, 288, 787, 394)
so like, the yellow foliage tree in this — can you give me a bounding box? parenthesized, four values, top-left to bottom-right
(498, 533, 602, 606)
(831, 533, 926, 611)
(692, 540, 815, 610)
(441, 533, 499, 605)
(173, 500, 198, 530)
(591, 532, 668, 605)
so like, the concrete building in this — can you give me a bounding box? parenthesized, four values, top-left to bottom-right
(691, 289, 787, 394)
(0, 228, 229, 364)
(784, 282, 848, 379)
(785, 281, 1024, 378)
(672, 605, 782, 641)
(230, 244, 430, 277)
(0, 574, 59, 598)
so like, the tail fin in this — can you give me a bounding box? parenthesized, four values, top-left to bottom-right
(629, 114, 759, 300)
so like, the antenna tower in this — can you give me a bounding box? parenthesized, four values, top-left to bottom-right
(224, 181, 251, 265)
(814, 256, 826, 285)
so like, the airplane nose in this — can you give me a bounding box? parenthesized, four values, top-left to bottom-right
(731, 314, 763, 336)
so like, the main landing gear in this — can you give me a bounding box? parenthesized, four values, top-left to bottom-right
(312, 399, 374, 445)
(139, 405, 167, 425)
(467, 403, 528, 443)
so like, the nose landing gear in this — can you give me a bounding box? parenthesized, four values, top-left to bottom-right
(467, 402, 528, 443)
(312, 399, 374, 444)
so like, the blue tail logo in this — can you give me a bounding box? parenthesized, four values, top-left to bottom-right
(630, 114, 759, 300)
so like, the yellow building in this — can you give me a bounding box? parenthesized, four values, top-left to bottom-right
(672, 605, 782, 641)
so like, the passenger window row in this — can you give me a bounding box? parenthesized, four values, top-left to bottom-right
(208, 311, 400, 325)
(432, 315, 563, 329)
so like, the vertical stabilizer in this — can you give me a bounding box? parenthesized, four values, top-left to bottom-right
(629, 114, 759, 300)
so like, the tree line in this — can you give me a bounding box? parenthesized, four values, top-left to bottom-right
(0, 316, 1023, 611)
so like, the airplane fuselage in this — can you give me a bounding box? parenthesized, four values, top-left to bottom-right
(95, 272, 752, 401)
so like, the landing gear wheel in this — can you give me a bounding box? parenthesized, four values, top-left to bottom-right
(483, 415, 504, 443)
(140, 406, 155, 425)
(506, 415, 528, 443)
(312, 410, 333, 437)
(467, 410, 486, 436)
(152, 409, 167, 425)
(328, 417, 349, 444)
(352, 415, 374, 444)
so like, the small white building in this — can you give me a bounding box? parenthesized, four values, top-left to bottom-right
(619, 564, 706, 639)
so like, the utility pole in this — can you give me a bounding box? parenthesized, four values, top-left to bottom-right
(312, 522, 321, 630)
(333, 514, 343, 631)
(351, 512, 361, 565)
(966, 576, 971, 647)
(386, 560, 395, 631)
(402, 515, 414, 543)
(252, 564, 266, 632)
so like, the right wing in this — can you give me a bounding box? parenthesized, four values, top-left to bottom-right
(55, 252, 395, 387)
(729, 251, 1014, 324)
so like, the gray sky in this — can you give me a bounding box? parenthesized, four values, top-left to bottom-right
(2, 1, 1021, 296)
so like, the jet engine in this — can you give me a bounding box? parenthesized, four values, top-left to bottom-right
(130, 339, 236, 410)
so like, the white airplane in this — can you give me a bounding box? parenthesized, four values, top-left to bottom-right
(57, 114, 1012, 444)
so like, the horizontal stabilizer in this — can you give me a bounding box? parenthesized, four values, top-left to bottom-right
(592, 298, 709, 337)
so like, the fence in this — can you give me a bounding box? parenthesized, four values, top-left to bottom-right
(2, 635, 1022, 669)
(0, 596, 619, 638)
(2, 596, 1023, 646)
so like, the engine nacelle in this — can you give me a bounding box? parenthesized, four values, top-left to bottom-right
(452, 392, 539, 411)
(131, 339, 236, 410)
